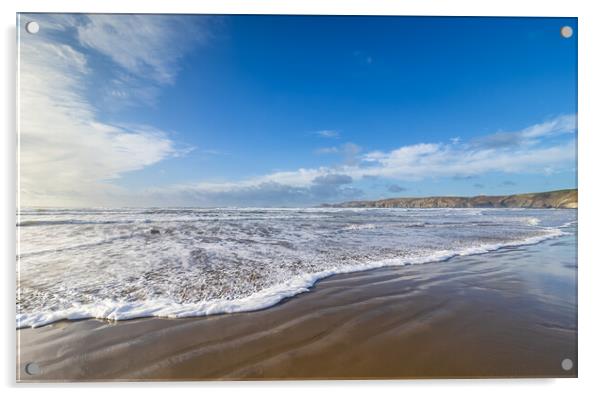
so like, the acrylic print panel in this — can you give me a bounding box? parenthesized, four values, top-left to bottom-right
(16, 14, 577, 381)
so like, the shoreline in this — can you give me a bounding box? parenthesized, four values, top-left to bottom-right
(17, 229, 577, 380)
(17, 223, 568, 329)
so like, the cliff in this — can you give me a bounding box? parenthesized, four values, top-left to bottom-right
(323, 189, 577, 209)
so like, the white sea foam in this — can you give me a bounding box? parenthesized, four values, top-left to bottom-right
(524, 217, 541, 226)
(16, 207, 576, 328)
(343, 223, 377, 231)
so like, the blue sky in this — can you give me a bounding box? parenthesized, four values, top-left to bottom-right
(19, 15, 577, 207)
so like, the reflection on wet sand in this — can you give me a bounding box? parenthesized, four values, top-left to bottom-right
(17, 227, 577, 380)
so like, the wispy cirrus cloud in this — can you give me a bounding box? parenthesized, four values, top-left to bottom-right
(314, 142, 362, 166)
(75, 14, 211, 85)
(472, 114, 576, 148)
(314, 129, 340, 138)
(18, 14, 210, 206)
(36, 14, 216, 108)
(359, 139, 575, 181)
(314, 146, 339, 155)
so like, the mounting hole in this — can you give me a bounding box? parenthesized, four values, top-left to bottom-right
(561, 358, 573, 371)
(560, 26, 573, 39)
(25, 362, 40, 375)
(25, 21, 40, 34)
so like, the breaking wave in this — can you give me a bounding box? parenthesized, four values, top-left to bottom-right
(17, 207, 575, 328)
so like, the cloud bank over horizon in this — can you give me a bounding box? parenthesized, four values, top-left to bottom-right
(140, 113, 576, 207)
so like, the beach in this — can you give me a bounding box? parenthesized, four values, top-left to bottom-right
(17, 225, 577, 381)
(15, 12, 579, 385)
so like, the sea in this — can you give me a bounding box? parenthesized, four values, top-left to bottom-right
(16, 207, 577, 328)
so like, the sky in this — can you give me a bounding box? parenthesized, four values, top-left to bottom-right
(18, 14, 577, 207)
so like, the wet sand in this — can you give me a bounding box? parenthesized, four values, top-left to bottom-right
(17, 234, 577, 381)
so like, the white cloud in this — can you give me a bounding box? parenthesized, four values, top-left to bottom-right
(142, 115, 576, 207)
(30, 14, 215, 109)
(520, 114, 576, 138)
(314, 142, 362, 164)
(314, 146, 339, 154)
(18, 16, 196, 207)
(473, 114, 576, 148)
(358, 140, 575, 181)
(314, 130, 340, 138)
(74, 15, 209, 85)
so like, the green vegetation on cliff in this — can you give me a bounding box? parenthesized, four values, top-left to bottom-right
(323, 189, 577, 209)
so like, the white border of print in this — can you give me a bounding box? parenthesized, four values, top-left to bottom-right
(2, 1, 600, 395)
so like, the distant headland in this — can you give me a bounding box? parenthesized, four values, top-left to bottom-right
(321, 189, 577, 209)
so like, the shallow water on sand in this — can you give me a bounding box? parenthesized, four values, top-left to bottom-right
(16, 224, 577, 380)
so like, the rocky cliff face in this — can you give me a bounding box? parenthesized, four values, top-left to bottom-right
(323, 189, 577, 209)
